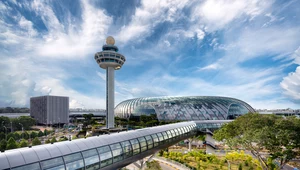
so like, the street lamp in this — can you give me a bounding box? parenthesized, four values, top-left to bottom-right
(19, 123, 24, 139)
(2, 126, 7, 141)
(1, 121, 7, 141)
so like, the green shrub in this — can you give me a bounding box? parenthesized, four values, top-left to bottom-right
(244, 160, 249, 166)
(238, 163, 243, 170)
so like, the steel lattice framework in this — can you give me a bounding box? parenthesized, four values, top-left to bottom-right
(115, 96, 255, 121)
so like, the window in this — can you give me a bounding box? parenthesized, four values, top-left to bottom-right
(130, 139, 140, 155)
(138, 137, 147, 152)
(174, 129, 179, 136)
(145, 135, 153, 149)
(156, 133, 164, 143)
(110, 143, 123, 163)
(162, 131, 169, 141)
(97, 146, 113, 168)
(82, 149, 100, 170)
(41, 157, 65, 170)
(63, 152, 85, 170)
(170, 130, 176, 138)
(166, 130, 173, 139)
(151, 134, 159, 147)
(121, 140, 133, 158)
(11, 163, 40, 170)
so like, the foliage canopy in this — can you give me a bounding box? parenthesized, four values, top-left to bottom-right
(214, 113, 300, 170)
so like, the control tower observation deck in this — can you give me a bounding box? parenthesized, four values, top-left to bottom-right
(94, 36, 126, 128)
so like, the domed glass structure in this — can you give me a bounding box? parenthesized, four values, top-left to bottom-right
(115, 96, 255, 121)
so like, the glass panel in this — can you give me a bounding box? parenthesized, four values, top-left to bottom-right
(151, 134, 159, 147)
(110, 143, 123, 163)
(82, 149, 100, 170)
(64, 153, 84, 170)
(166, 131, 172, 138)
(11, 163, 41, 170)
(156, 133, 164, 143)
(162, 131, 168, 140)
(130, 139, 140, 155)
(41, 157, 65, 170)
(98, 146, 111, 153)
(138, 137, 147, 152)
(121, 140, 133, 158)
(98, 146, 113, 167)
(174, 129, 179, 136)
(145, 135, 153, 149)
(99, 152, 112, 168)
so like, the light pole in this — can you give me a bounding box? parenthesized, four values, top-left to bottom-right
(19, 123, 24, 139)
(2, 124, 7, 141)
(1, 121, 7, 141)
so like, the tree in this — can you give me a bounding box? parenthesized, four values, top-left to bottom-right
(45, 139, 51, 144)
(6, 137, 18, 150)
(0, 132, 5, 140)
(19, 139, 28, 147)
(214, 113, 300, 170)
(38, 130, 44, 137)
(13, 132, 20, 140)
(31, 131, 38, 138)
(23, 131, 29, 140)
(32, 137, 41, 146)
(145, 160, 162, 170)
(44, 129, 48, 136)
(0, 139, 7, 152)
(50, 137, 57, 143)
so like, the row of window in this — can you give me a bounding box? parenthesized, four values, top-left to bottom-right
(97, 58, 124, 65)
(95, 53, 125, 61)
(10, 125, 196, 170)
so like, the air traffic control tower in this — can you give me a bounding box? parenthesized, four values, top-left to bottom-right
(94, 36, 126, 128)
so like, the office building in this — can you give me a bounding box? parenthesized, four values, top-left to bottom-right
(30, 95, 69, 125)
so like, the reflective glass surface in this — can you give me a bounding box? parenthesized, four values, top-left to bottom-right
(115, 96, 255, 121)
(82, 149, 100, 170)
(121, 141, 132, 158)
(130, 139, 140, 155)
(41, 157, 65, 170)
(110, 143, 123, 163)
(138, 137, 147, 152)
(64, 153, 84, 170)
(11, 163, 40, 170)
(145, 135, 153, 149)
(97, 146, 112, 168)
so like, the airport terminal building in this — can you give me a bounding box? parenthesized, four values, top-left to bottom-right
(115, 96, 255, 121)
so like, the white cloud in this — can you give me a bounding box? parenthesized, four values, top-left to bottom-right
(281, 66, 300, 102)
(116, 0, 189, 44)
(192, 0, 272, 31)
(198, 63, 220, 71)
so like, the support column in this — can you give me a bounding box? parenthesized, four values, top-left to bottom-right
(106, 67, 115, 129)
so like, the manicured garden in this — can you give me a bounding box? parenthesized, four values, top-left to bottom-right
(160, 150, 261, 170)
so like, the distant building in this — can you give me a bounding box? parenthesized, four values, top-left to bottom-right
(30, 95, 69, 125)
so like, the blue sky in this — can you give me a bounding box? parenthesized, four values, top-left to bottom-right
(0, 0, 299, 109)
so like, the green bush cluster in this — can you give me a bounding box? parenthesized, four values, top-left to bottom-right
(161, 150, 260, 170)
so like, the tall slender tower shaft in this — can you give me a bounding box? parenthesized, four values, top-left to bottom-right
(94, 36, 126, 128)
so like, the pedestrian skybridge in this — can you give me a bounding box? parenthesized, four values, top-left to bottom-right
(0, 122, 198, 170)
(0, 120, 232, 170)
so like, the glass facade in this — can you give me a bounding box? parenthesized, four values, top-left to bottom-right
(115, 96, 255, 121)
(1, 122, 197, 170)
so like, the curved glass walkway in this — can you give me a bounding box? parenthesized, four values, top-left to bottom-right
(0, 122, 197, 170)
